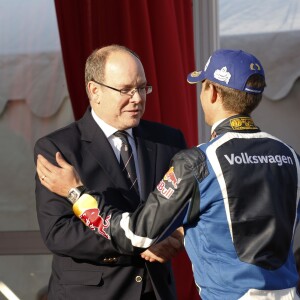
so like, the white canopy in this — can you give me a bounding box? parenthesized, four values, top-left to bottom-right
(0, 0, 68, 117)
(219, 0, 300, 100)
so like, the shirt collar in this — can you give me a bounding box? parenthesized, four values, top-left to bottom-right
(211, 118, 227, 134)
(91, 109, 133, 139)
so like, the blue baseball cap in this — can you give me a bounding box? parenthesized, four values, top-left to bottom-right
(187, 49, 265, 94)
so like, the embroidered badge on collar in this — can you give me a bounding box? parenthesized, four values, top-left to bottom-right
(230, 117, 258, 130)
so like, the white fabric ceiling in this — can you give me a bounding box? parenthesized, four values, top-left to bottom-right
(0, 0, 68, 117)
(0, 2, 74, 297)
(0, 0, 60, 54)
(0, 0, 73, 232)
(219, 0, 300, 101)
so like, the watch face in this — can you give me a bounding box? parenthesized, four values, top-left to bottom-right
(67, 186, 85, 204)
(68, 189, 79, 203)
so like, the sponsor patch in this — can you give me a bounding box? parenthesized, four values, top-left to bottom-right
(156, 166, 182, 199)
(250, 63, 261, 71)
(224, 152, 294, 166)
(230, 117, 258, 131)
(157, 180, 174, 199)
(163, 167, 182, 188)
(80, 208, 111, 240)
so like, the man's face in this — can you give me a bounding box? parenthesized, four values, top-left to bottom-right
(91, 51, 147, 130)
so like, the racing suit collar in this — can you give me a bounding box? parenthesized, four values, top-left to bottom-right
(211, 114, 261, 140)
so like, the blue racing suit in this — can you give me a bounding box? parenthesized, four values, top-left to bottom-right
(72, 115, 300, 300)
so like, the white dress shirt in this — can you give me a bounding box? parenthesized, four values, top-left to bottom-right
(91, 109, 141, 195)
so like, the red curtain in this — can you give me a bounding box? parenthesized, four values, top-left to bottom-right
(55, 1, 199, 299)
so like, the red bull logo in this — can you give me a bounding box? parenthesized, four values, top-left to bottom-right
(157, 180, 174, 199)
(80, 208, 111, 240)
(163, 167, 182, 188)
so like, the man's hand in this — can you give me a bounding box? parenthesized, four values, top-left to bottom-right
(140, 227, 184, 263)
(37, 152, 83, 197)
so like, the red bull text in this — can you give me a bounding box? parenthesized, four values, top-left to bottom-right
(156, 166, 182, 199)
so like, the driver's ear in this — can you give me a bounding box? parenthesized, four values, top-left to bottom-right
(210, 84, 218, 103)
(205, 82, 218, 104)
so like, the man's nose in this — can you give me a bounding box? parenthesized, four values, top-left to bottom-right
(130, 89, 143, 102)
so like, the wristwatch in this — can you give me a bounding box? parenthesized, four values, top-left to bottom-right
(67, 186, 86, 204)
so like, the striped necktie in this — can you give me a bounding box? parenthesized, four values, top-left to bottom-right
(114, 130, 139, 196)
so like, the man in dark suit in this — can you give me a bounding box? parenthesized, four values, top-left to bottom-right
(34, 45, 186, 300)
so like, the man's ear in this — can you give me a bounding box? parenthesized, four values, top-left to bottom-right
(87, 81, 99, 97)
(209, 83, 218, 104)
(87, 81, 100, 103)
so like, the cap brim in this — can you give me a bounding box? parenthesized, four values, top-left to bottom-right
(187, 70, 205, 84)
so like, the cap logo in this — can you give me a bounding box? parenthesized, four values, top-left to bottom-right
(204, 56, 211, 71)
(190, 71, 201, 77)
(250, 63, 261, 71)
(214, 66, 231, 84)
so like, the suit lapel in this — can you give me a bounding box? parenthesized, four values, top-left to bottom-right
(78, 109, 140, 208)
(134, 125, 156, 202)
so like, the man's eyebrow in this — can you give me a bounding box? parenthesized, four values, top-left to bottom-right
(120, 82, 148, 88)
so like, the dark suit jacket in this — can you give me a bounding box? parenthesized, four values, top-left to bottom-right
(34, 108, 187, 300)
